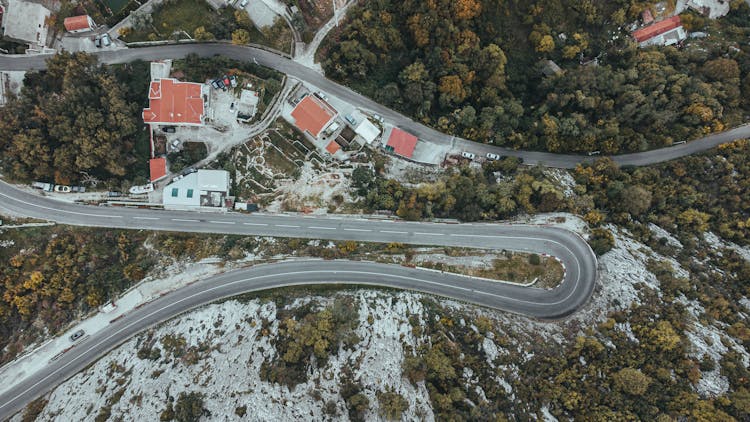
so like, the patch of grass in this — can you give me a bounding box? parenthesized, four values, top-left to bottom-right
(419, 252, 565, 288)
(263, 142, 301, 178)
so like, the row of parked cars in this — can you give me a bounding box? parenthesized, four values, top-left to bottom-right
(32, 182, 85, 193)
(461, 152, 501, 161)
(210, 74, 238, 91)
(94, 34, 111, 48)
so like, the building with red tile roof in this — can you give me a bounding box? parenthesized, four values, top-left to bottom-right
(290, 95, 337, 137)
(149, 157, 167, 182)
(325, 140, 341, 155)
(632, 16, 686, 47)
(385, 128, 418, 159)
(142, 78, 205, 126)
(64, 15, 95, 33)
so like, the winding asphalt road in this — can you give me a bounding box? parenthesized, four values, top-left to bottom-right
(1, 43, 749, 168)
(0, 177, 597, 418)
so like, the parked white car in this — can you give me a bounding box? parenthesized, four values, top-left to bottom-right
(486, 152, 501, 161)
(461, 151, 476, 160)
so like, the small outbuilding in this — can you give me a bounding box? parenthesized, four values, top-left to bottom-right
(64, 15, 96, 33)
(354, 119, 380, 145)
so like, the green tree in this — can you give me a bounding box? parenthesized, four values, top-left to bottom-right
(377, 388, 409, 420)
(231, 29, 250, 45)
(613, 368, 652, 396)
(173, 392, 206, 422)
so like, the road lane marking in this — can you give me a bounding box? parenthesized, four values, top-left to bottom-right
(380, 230, 407, 234)
(275, 224, 300, 228)
(0, 191, 122, 219)
(210, 221, 235, 225)
(344, 228, 371, 232)
(243, 222, 268, 226)
(309, 226, 337, 230)
(415, 232, 443, 236)
(133, 216, 158, 220)
(172, 219, 199, 222)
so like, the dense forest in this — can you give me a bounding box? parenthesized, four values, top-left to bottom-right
(322, 0, 750, 153)
(0, 53, 151, 185)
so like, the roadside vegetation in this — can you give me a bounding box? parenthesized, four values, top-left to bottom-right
(118, 0, 292, 53)
(0, 53, 151, 186)
(321, 0, 750, 154)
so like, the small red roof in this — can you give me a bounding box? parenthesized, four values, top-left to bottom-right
(149, 157, 167, 182)
(632, 16, 682, 43)
(325, 141, 341, 155)
(142, 79, 204, 125)
(290, 95, 336, 137)
(386, 128, 418, 158)
(64, 15, 94, 32)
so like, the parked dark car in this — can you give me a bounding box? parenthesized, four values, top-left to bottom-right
(181, 167, 197, 176)
(69, 329, 85, 342)
(71, 186, 86, 193)
(162, 126, 176, 133)
(107, 191, 122, 197)
(211, 79, 221, 89)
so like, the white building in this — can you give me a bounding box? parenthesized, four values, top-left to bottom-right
(1, 0, 51, 49)
(354, 119, 380, 145)
(162, 170, 231, 210)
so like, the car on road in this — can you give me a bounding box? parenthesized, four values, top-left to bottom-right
(94, 35, 101, 48)
(54, 185, 71, 193)
(461, 152, 476, 160)
(101, 33, 111, 47)
(69, 329, 84, 342)
(162, 126, 176, 133)
(486, 152, 501, 161)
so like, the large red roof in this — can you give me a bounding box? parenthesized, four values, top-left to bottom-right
(386, 128, 418, 159)
(290, 95, 336, 137)
(142, 79, 204, 125)
(64, 15, 93, 32)
(149, 157, 167, 182)
(632, 16, 682, 42)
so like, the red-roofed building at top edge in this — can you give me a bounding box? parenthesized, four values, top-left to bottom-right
(142, 78, 206, 126)
(632, 15, 687, 47)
